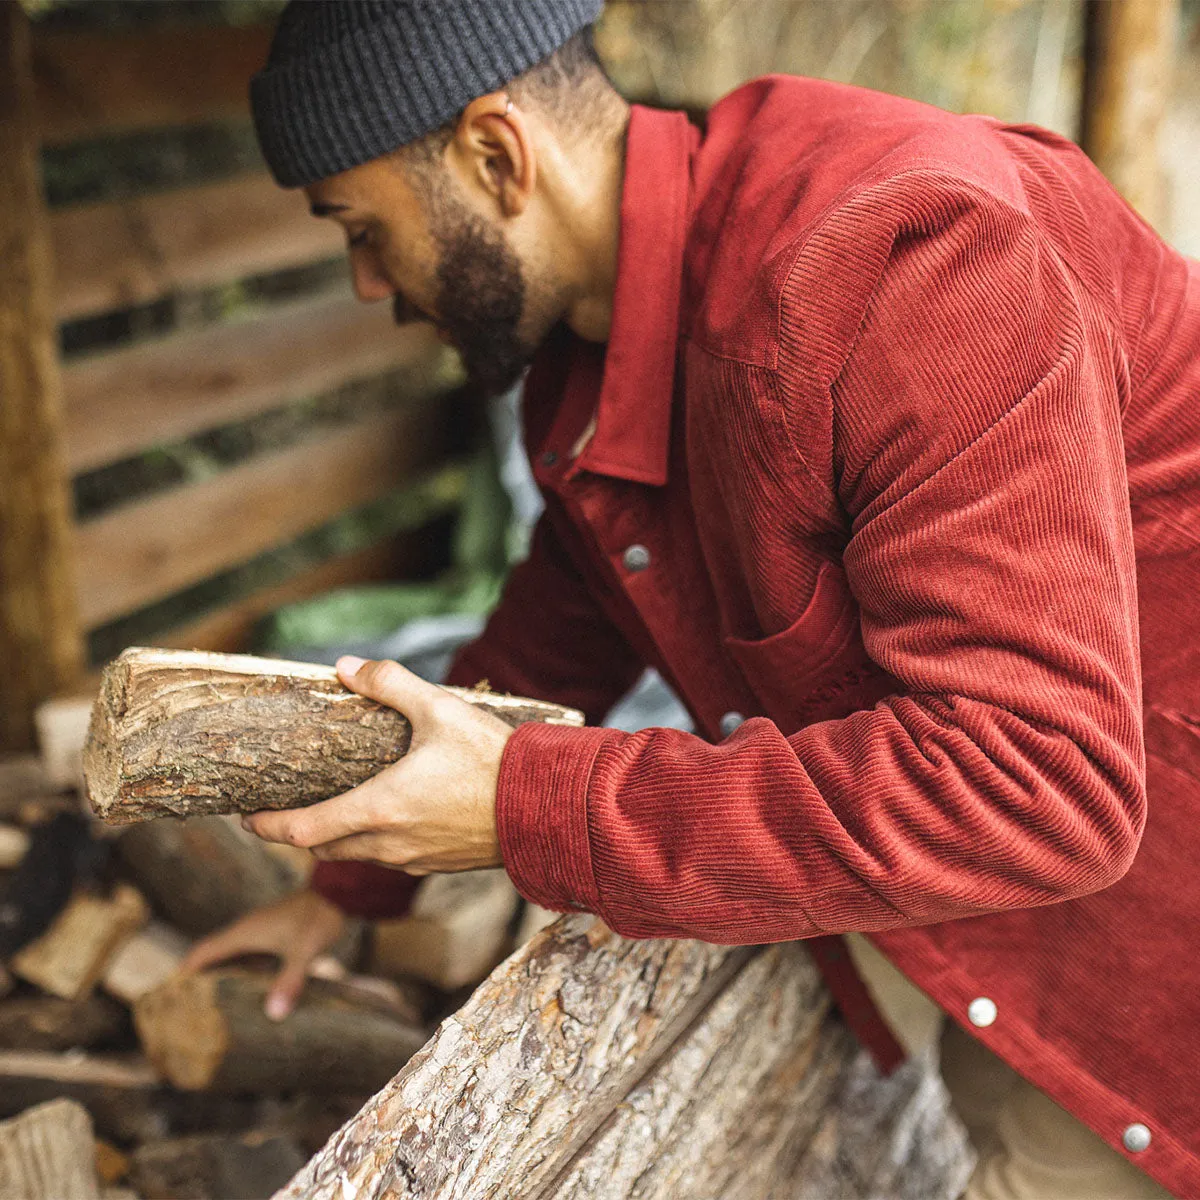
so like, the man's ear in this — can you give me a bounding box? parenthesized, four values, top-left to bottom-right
(449, 92, 536, 218)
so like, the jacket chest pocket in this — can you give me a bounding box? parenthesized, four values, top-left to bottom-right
(724, 561, 894, 734)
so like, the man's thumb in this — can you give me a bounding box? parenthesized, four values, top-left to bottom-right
(336, 656, 440, 718)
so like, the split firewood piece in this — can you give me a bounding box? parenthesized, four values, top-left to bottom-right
(0, 756, 76, 824)
(370, 869, 521, 991)
(0, 823, 30, 869)
(35, 695, 96, 793)
(133, 968, 428, 1094)
(85, 648, 584, 825)
(0, 1098, 100, 1200)
(0, 990, 129, 1052)
(129, 1129, 307, 1200)
(11, 884, 149, 1001)
(0, 1051, 167, 1145)
(102, 921, 191, 1005)
(116, 816, 301, 938)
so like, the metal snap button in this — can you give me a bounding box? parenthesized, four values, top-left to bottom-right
(622, 544, 651, 572)
(967, 997, 998, 1028)
(719, 711, 746, 737)
(1122, 1124, 1151, 1153)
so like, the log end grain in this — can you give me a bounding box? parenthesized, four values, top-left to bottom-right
(133, 971, 229, 1092)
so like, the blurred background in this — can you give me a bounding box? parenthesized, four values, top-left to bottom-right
(2, 0, 1198, 753)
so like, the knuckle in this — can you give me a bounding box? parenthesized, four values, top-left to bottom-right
(367, 659, 403, 691)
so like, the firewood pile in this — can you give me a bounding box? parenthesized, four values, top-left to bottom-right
(0, 745, 544, 1200)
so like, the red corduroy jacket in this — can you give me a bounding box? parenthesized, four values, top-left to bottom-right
(313, 79, 1200, 1196)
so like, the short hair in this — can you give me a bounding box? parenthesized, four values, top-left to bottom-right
(398, 27, 620, 171)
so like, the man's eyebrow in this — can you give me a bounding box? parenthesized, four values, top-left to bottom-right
(309, 202, 351, 217)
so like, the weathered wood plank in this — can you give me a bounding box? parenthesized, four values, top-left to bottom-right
(52, 173, 341, 322)
(31, 23, 273, 144)
(1081, 0, 1180, 229)
(84, 649, 584, 824)
(0, 0, 85, 752)
(74, 397, 451, 629)
(62, 292, 445, 475)
(146, 527, 445, 656)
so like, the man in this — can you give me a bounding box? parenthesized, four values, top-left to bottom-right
(185, 2, 1200, 1196)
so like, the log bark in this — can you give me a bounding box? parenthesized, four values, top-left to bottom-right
(277, 917, 972, 1200)
(0, 0, 85, 754)
(116, 817, 303, 938)
(133, 969, 428, 1095)
(11, 885, 149, 1001)
(0, 1098, 100, 1200)
(0, 1051, 167, 1144)
(84, 648, 584, 824)
(0, 991, 129, 1053)
(129, 1131, 307, 1200)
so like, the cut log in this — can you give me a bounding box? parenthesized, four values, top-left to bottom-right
(34, 695, 95, 793)
(0, 1051, 167, 1144)
(0, 1098, 100, 1200)
(0, 823, 30, 870)
(129, 1130, 307, 1200)
(134, 969, 428, 1095)
(277, 917, 973, 1200)
(0, 991, 129, 1053)
(101, 922, 190, 1005)
(116, 817, 302, 938)
(370, 869, 520, 991)
(84, 648, 584, 825)
(11, 884, 149, 1001)
(0, 756, 75, 824)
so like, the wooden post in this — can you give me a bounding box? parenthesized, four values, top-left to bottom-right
(1080, 0, 1180, 230)
(0, 0, 84, 753)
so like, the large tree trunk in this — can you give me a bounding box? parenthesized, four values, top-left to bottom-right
(84, 648, 583, 824)
(133, 969, 428, 1095)
(278, 916, 973, 1200)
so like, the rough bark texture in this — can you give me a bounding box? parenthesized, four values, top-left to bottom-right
(0, 0, 85, 754)
(134, 969, 428, 1095)
(116, 816, 301, 937)
(0, 1098, 100, 1200)
(129, 1130, 308, 1200)
(84, 648, 584, 824)
(276, 917, 972, 1200)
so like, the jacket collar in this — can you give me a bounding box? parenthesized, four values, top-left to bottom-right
(568, 105, 695, 487)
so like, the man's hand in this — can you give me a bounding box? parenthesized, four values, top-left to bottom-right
(181, 889, 347, 1020)
(242, 656, 512, 875)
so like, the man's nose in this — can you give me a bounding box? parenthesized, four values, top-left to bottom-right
(349, 252, 394, 303)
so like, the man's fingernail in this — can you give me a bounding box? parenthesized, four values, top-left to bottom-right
(337, 655, 366, 675)
(266, 994, 289, 1021)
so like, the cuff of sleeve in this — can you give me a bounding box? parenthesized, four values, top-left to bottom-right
(309, 860, 422, 920)
(496, 720, 620, 916)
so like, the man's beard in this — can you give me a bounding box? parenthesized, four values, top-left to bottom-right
(396, 192, 534, 396)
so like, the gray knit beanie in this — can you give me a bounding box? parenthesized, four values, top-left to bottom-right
(251, 0, 605, 188)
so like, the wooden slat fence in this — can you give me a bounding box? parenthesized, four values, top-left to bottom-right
(1, 5, 466, 750)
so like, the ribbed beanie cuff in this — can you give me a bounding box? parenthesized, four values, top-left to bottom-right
(251, 0, 605, 188)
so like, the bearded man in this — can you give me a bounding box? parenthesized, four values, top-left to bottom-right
(185, 3, 1200, 1196)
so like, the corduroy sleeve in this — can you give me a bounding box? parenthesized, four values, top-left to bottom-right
(495, 176, 1147, 940)
(310, 505, 643, 917)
